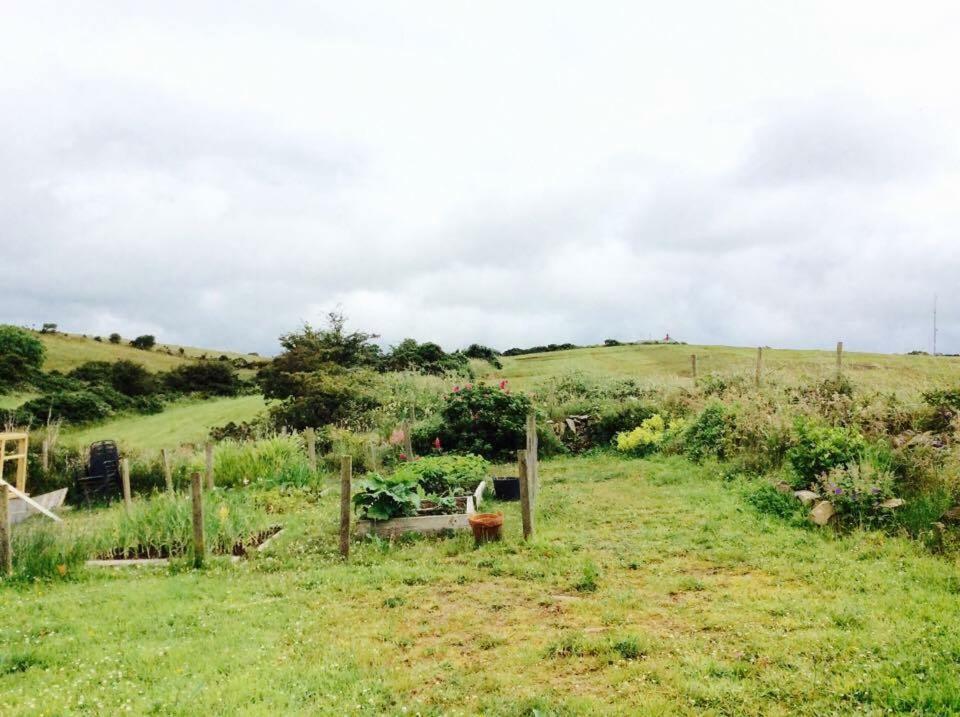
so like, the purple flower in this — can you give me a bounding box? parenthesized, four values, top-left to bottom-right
(833, 487, 843, 495)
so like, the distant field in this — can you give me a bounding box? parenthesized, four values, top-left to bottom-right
(490, 343, 960, 395)
(35, 331, 259, 373)
(61, 395, 270, 453)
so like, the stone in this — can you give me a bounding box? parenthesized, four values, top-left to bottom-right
(794, 490, 820, 506)
(774, 481, 792, 494)
(939, 506, 960, 524)
(879, 498, 904, 509)
(810, 500, 836, 526)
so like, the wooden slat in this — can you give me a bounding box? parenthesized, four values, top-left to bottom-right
(355, 512, 470, 538)
(0, 479, 62, 522)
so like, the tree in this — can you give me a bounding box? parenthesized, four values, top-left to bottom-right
(0, 325, 45, 389)
(382, 338, 470, 375)
(40, 323, 58, 334)
(129, 335, 156, 350)
(258, 313, 383, 430)
(463, 343, 503, 369)
(108, 333, 122, 344)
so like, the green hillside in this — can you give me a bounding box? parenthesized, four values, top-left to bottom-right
(35, 331, 259, 373)
(491, 343, 960, 395)
(60, 395, 270, 453)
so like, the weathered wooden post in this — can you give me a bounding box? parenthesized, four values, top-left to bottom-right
(836, 341, 844, 376)
(525, 413, 538, 504)
(339, 455, 352, 559)
(755, 347, 763, 388)
(190, 472, 205, 568)
(401, 420, 414, 460)
(41, 439, 49, 472)
(120, 458, 132, 513)
(161, 448, 174, 494)
(518, 450, 533, 540)
(691, 354, 698, 386)
(0, 483, 11, 577)
(305, 428, 317, 472)
(205, 443, 214, 490)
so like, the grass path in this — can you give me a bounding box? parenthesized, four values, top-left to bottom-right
(61, 395, 269, 453)
(2, 455, 960, 714)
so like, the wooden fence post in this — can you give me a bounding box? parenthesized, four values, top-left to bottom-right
(339, 456, 352, 559)
(41, 439, 49, 472)
(402, 421, 414, 460)
(190, 472, 205, 568)
(526, 413, 538, 504)
(755, 347, 763, 388)
(120, 458, 132, 513)
(691, 354, 698, 386)
(161, 448, 174, 494)
(836, 341, 843, 376)
(205, 443, 214, 490)
(0, 483, 11, 578)
(518, 450, 533, 540)
(15, 435, 27, 492)
(305, 428, 317, 472)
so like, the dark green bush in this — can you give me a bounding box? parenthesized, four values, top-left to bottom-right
(381, 339, 470, 376)
(0, 325, 45, 389)
(129, 335, 156, 350)
(430, 383, 532, 461)
(589, 402, 658, 447)
(163, 362, 241, 396)
(746, 483, 804, 521)
(786, 417, 866, 486)
(683, 403, 729, 462)
(463, 343, 503, 368)
(18, 390, 113, 424)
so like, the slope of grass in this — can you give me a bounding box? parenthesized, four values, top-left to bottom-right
(488, 343, 960, 395)
(3, 453, 960, 714)
(60, 395, 270, 452)
(0, 392, 37, 410)
(35, 331, 258, 373)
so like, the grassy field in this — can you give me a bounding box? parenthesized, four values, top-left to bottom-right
(60, 395, 270, 452)
(489, 343, 960, 395)
(35, 331, 258, 373)
(3, 453, 959, 715)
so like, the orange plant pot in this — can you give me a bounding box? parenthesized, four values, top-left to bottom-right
(468, 512, 504, 544)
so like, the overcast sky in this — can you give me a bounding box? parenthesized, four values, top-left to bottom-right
(2, 1, 958, 356)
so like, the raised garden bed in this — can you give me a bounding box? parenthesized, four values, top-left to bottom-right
(356, 481, 486, 538)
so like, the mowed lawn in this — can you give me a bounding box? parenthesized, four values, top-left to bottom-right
(490, 343, 960, 395)
(3, 454, 959, 715)
(61, 395, 270, 453)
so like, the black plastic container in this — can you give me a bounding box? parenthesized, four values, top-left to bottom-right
(493, 477, 521, 501)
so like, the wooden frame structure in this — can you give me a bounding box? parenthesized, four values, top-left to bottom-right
(0, 432, 28, 492)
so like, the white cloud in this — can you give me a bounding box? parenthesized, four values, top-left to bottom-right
(1, 1, 958, 355)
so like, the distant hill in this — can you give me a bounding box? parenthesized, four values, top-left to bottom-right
(487, 342, 960, 395)
(34, 331, 259, 373)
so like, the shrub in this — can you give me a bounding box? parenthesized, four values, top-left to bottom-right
(163, 362, 241, 396)
(683, 403, 729, 463)
(786, 418, 866, 486)
(109, 360, 158, 396)
(0, 325, 45, 389)
(816, 463, 895, 529)
(431, 383, 532, 461)
(129, 335, 156, 350)
(108, 333, 122, 344)
(381, 339, 470, 376)
(589, 402, 658, 447)
(746, 483, 804, 521)
(352, 472, 421, 520)
(615, 415, 686, 457)
(18, 390, 112, 424)
(463, 343, 503, 369)
(392, 454, 488, 495)
(266, 366, 381, 431)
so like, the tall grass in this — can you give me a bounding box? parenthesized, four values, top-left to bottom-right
(8, 490, 274, 581)
(212, 435, 314, 488)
